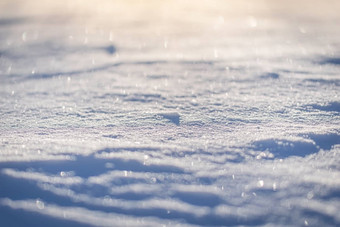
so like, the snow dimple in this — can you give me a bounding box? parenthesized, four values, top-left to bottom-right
(303, 79, 340, 86)
(319, 57, 340, 65)
(259, 72, 280, 79)
(307, 102, 340, 113)
(157, 112, 180, 125)
(171, 190, 223, 207)
(252, 139, 319, 158)
(125, 93, 166, 103)
(146, 74, 169, 80)
(103, 45, 116, 55)
(306, 133, 340, 150)
(252, 133, 340, 159)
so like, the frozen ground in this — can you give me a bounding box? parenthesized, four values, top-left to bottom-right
(1, 0, 340, 226)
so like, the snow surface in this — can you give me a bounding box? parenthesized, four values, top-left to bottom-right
(1, 0, 340, 226)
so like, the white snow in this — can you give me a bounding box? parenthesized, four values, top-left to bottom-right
(1, 0, 340, 226)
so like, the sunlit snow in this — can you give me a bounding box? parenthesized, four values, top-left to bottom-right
(1, 0, 340, 226)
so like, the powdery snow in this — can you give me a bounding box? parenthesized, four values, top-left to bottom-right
(1, 0, 340, 226)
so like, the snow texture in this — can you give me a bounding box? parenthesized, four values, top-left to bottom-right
(1, 0, 340, 226)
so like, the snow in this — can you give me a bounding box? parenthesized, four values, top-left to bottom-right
(1, 0, 340, 226)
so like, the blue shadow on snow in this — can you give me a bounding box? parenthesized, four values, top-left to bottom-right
(252, 133, 340, 159)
